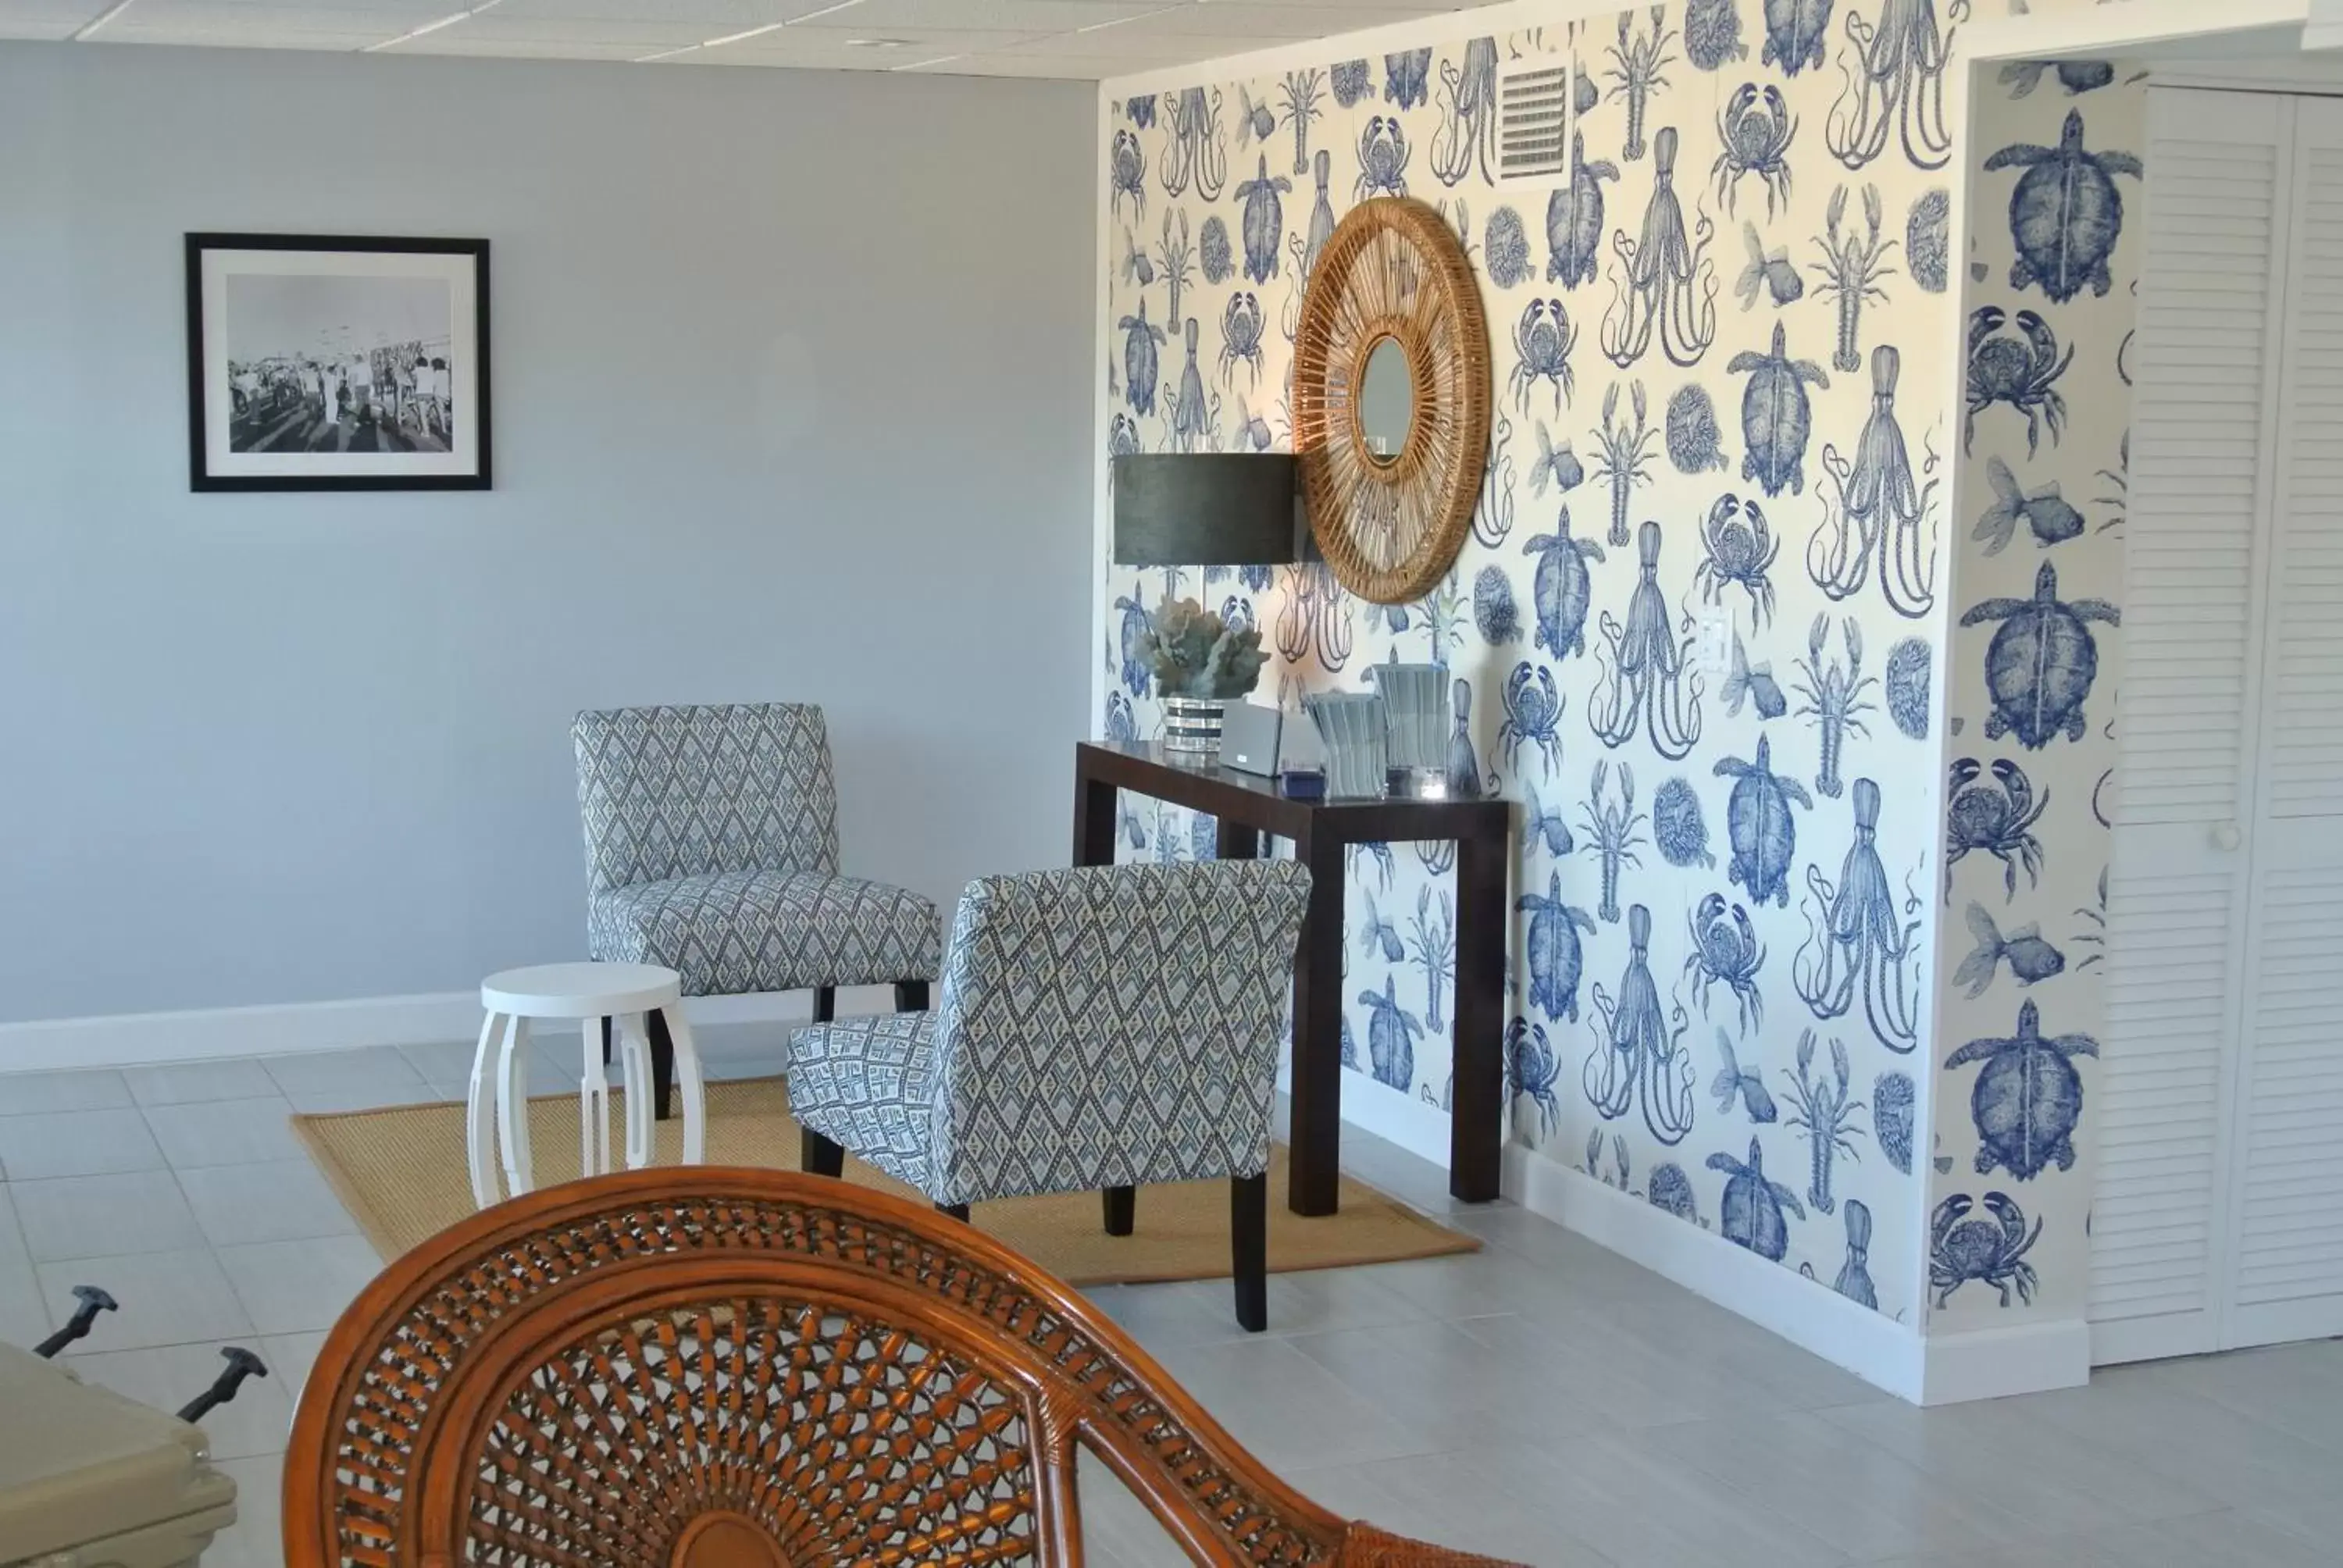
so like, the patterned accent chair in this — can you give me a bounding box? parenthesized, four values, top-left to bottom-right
(788, 861, 1311, 1331)
(573, 704, 940, 1114)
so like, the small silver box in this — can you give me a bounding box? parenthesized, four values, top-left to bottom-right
(1219, 701, 1284, 775)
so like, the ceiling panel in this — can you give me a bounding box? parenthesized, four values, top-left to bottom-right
(0, 2, 110, 40)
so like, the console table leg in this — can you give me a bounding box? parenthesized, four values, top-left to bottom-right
(1451, 832, 1507, 1203)
(1286, 831, 1346, 1217)
(1075, 772, 1116, 868)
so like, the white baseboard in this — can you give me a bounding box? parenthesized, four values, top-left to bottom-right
(1922, 1319, 2092, 1404)
(1325, 1071, 1453, 1167)
(0, 986, 861, 1075)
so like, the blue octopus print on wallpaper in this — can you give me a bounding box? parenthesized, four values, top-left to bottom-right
(1447, 676, 1486, 796)
(1590, 382, 1657, 547)
(1908, 188, 1951, 293)
(1168, 319, 1213, 453)
(1431, 36, 1500, 187)
(1498, 661, 1567, 779)
(1274, 561, 1355, 675)
(1724, 629, 1788, 720)
(1885, 635, 1930, 739)
(1104, 690, 1137, 746)
(1710, 1136, 1804, 1260)
(1485, 207, 1535, 289)
(1547, 132, 1621, 289)
(1975, 456, 2083, 554)
(2001, 59, 2117, 98)
(1332, 59, 1375, 109)
(1947, 998, 2098, 1180)
(1518, 867, 1593, 1026)
(1508, 299, 1578, 415)
(1932, 1192, 2041, 1307)
(1945, 757, 2046, 900)
(1811, 185, 1896, 376)
(1522, 506, 1605, 659)
(1711, 84, 1797, 218)
(1161, 87, 1227, 201)
(1219, 293, 1265, 389)
(1953, 902, 2065, 997)
(1653, 775, 1716, 871)
(1585, 905, 1697, 1146)
(1601, 127, 1719, 369)
(1729, 323, 1827, 496)
(1873, 1069, 1914, 1174)
(1580, 760, 1646, 925)
(1796, 779, 1922, 1053)
(1236, 155, 1289, 285)
(1592, 521, 1704, 761)
(1813, 345, 1936, 619)
(1358, 973, 1424, 1093)
(1762, 0, 1832, 75)
(1277, 69, 1325, 176)
(1694, 493, 1779, 628)
(1507, 1014, 1564, 1139)
(1605, 9, 1677, 164)
(1712, 1030, 1778, 1122)
(1355, 116, 1410, 201)
(1685, 893, 1765, 1032)
(1835, 1199, 1878, 1308)
(1530, 419, 1584, 497)
(1200, 215, 1235, 285)
(1826, 0, 1962, 171)
(1385, 48, 1432, 111)
(1792, 614, 1876, 800)
(1965, 306, 2070, 459)
(1961, 562, 2118, 748)
(1666, 385, 1729, 475)
(1112, 593, 1153, 697)
(1781, 1029, 1866, 1213)
(1986, 109, 2142, 303)
(1715, 734, 1810, 907)
(1118, 298, 1165, 416)
(1473, 564, 1521, 646)
(1111, 128, 1147, 222)
(1685, 0, 1749, 69)
(1736, 222, 1805, 309)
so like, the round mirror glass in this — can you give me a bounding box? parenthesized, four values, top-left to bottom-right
(1357, 337, 1414, 465)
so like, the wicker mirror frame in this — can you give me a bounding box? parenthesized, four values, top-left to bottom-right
(1293, 198, 1492, 605)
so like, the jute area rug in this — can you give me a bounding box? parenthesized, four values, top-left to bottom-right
(293, 1076, 1478, 1284)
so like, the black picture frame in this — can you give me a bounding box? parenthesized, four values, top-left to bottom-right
(184, 233, 491, 492)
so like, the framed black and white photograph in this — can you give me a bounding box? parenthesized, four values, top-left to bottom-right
(185, 233, 490, 491)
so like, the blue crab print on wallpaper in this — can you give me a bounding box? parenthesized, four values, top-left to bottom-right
(1099, 5, 2015, 1330)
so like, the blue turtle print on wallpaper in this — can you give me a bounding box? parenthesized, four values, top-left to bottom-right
(1118, 298, 1164, 416)
(1236, 155, 1290, 284)
(1685, 0, 1749, 69)
(1517, 870, 1597, 1024)
(1960, 562, 2119, 748)
(1711, 1030, 1778, 1123)
(1385, 48, 1432, 111)
(1521, 506, 1605, 660)
(1761, 0, 1831, 76)
(1932, 1192, 2041, 1307)
(1714, 733, 1811, 907)
(1985, 109, 2143, 304)
(1709, 1136, 1804, 1261)
(1358, 973, 1424, 1092)
(1946, 999, 2099, 1180)
(1546, 132, 1620, 289)
(1728, 322, 1828, 496)
(1485, 206, 1534, 289)
(1652, 775, 1715, 870)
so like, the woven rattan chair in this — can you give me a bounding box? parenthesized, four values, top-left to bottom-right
(284, 1167, 1520, 1567)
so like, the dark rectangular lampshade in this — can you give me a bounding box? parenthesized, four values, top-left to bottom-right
(1111, 454, 1299, 567)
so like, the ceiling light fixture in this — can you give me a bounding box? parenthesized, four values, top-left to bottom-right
(72, 0, 137, 41)
(360, 0, 501, 55)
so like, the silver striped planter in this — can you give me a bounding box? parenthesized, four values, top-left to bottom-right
(1161, 695, 1226, 764)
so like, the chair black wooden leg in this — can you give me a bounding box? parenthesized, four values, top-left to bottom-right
(1232, 1172, 1268, 1332)
(936, 1202, 970, 1223)
(895, 979, 929, 1012)
(600, 1015, 612, 1067)
(1103, 1185, 1136, 1236)
(801, 1128, 844, 1178)
(646, 1008, 676, 1121)
(812, 985, 836, 1025)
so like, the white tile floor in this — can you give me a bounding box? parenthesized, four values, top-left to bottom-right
(2, 1027, 2340, 1567)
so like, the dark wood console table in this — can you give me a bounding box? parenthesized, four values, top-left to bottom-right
(1072, 740, 1512, 1217)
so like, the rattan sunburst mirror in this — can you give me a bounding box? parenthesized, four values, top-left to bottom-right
(1293, 198, 1492, 605)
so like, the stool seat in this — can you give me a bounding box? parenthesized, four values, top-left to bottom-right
(482, 962, 680, 1018)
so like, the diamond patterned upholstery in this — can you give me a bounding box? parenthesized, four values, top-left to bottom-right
(573, 704, 940, 997)
(787, 861, 1312, 1207)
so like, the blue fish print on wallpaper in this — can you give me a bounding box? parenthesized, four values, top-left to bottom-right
(1792, 614, 1875, 800)
(1507, 1014, 1564, 1139)
(1522, 508, 1605, 659)
(1649, 1160, 1701, 1221)
(1836, 1199, 1878, 1308)
(1524, 779, 1574, 859)
(1960, 562, 2119, 748)
(1885, 635, 1930, 738)
(1723, 629, 1788, 719)
(1332, 58, 1375, 109)
(1385, 48, 1432, 111)
(1736, 221, 1805, 308)
(1715, 734, 1810, 907)
(1945, 757, 2047, 900)
(1729, 323, 1828, 496)
(1473, 564, 1521, 645)
(1431, 36, 1500, 187)
(1111, 128, 1147, 221)
(1667, 384, 1730, 475)
(1199, 214, 1234, 284)
(1530, 419, 1584, 497)
(1580, 760, 1646, 925)
(1485, 206, 1534, 288)
(2001, 59, 2117, 98)
(1947, 999, 2098, 1180)
(1694, 493, 1780, 629)
(1826, 0, 1960, 171)
(1761, 0, 1831, 76)
(1592, 521, 1703, 761)
(1711, 84, 1797, 218)
(1953, 902, 2065, 997)
(1236, 155, 1289, 284)
(1605, 9, 1677, 164)
(1710, 1135, 1803, 1260)
(1908, 187, 1951, 293)
(1874, 1070, 1914, 1174)
(1161, 87, 1228, 201)
(1361, 889, 1405, 964)
(1932, 1192, 2041, 1307)
(1277, 69, 1325, 176)
(1220, 293, 1266, 388)
(1358, 973, 1424, 1092)
(1796, 778, 1922, 1053)
(1977, 456, 2084, 554)
(1356, 115, 1410, 200)
(1591, 381, 1657, 547)
(1231, 394, 1271, 451)
(1685, 0, 1749, 69)
(1118, 298, 1165, 415)
(1236, 82, 1275, 149)
(1508, 299, 1578, 415)
(1965, 305, 2070, 455)
(1685, 893, 1765, 1033)
(1712, 1029, 1778, 1122)
(1653, 775, 1715, 871)
(1497, 661, 1566, 779)
(1548, 132, 1621, 289)
(1601, 127, 1719, 369)
(1985, 109, 2142, 303)
(1811, 184, 1894, 375)
(1586, 905, 1697, 1146)
(1517, 871, 1596, 1024)
(1781, 1029, 1865, 1213)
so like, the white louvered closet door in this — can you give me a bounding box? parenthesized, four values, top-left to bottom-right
(2093, 87, 2288, 1365)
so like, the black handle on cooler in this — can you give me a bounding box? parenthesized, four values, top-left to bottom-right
(33, 1285, 119, 1358)
(176, 1345, 269, 1423)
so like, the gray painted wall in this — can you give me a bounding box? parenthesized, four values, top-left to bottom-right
(0, 42, 1097, 1021)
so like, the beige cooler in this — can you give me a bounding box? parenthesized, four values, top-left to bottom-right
(0, 1344, 237, 1567)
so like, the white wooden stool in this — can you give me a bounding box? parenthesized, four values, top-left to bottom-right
(468, 962, 705, 1209)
